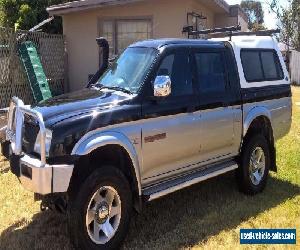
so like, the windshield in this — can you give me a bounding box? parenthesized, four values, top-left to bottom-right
(96, 47, 158, 94)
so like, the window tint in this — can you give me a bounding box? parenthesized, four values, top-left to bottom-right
(241, 50, 284, 82)
(261, 51, 277, 79)
(241, 51, 264, 82)
(156, 51, 193, 96)
(157, 54, 174, 77)
(194, 52, 226, 93)
(261, 51, 284, 80)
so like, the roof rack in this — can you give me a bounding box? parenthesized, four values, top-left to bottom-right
(228, 29, 281, 37)
(182, 25, 281, 40)
(183, 25, 241, 36)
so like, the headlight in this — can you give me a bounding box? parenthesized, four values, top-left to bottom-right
(34, 128, 53, 157)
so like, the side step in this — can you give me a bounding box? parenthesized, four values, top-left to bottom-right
(143, 160, 238, 201)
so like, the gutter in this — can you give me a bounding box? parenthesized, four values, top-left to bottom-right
(47, 0, 237, 16)
(47, 0, 145, 15)
(214, 0, 230, 13)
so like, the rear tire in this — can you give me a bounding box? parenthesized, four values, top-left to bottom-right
(236, 134, 270, 195)
(68, 166, 132, 250)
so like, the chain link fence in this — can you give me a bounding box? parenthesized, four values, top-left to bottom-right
(0, 27, 67, 108)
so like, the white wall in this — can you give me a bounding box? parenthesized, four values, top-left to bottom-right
(290, 51, 300, 85)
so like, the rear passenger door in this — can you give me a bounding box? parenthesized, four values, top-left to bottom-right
(192, 48, 236, 162)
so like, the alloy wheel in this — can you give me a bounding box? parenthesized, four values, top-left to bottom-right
(86, 186, 122, 244)
(249, 146, 266, 186)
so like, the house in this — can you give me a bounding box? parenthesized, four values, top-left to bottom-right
(47, 0, 248, 91)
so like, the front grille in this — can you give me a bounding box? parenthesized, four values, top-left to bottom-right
(22, 114, 39, 154)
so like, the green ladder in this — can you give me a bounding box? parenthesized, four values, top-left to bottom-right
(18, 41, 52, 103)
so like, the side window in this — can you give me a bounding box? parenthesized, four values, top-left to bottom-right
(261, 51, 284, 80)
(241, 49, 284, 82)
(156, 51, 193, 96)
(157, 54, 174, 77)
(240, 51, 263, 82)
(194, 52, 226, 93)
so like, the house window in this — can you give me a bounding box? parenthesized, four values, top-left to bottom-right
(102, 21, 114, 56)
(100, 19, 152, 56)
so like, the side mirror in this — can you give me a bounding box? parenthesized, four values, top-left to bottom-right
(153, 75, 171, 97)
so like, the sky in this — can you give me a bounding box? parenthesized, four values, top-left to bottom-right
(226, 0, 289, 29)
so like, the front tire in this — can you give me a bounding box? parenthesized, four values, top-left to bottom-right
(68, 166, 132, 250)
(237, 134, 270, 195)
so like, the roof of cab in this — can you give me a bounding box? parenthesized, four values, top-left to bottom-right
(129, 39, 225, 49)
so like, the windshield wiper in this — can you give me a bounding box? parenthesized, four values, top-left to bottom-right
(99, 86, 133, 95)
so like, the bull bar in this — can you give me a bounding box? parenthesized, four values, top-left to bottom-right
(5, 97, 74, 195)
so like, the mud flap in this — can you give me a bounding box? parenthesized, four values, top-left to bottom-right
(1, 141, 10, 159)
(270, 143, 277, 172)
(9, 153, 21, 177)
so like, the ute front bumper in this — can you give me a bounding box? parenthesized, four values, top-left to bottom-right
(17, 153, 73, 195)
(5, 97, 74, 195)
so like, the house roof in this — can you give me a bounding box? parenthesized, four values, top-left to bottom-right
(47, 0, 244, 18)
(47, 0, 147, 15)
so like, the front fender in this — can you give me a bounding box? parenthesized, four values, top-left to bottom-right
(243, 106, 272, 137)
(71, 131, 142, 195)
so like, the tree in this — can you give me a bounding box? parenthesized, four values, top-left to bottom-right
(241, 0, 266, 30)
(0, 0, 68, 33)
(268, 0, 300, 51)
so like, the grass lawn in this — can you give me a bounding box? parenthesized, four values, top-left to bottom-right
(0, 87, 299, 250)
